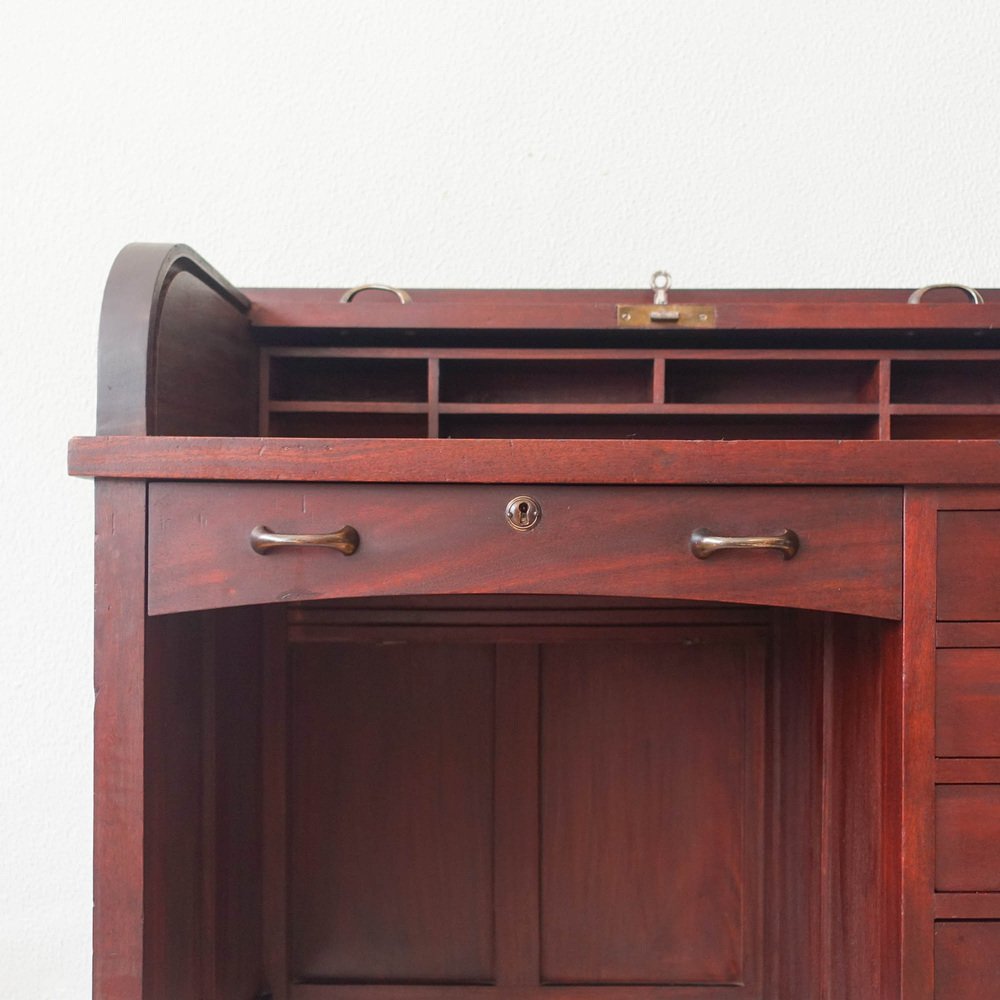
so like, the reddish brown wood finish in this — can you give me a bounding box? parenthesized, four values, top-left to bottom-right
(934, 892, 1000, 919)
(259, 609, 902, 1000)
(289, 642, 496, 984)
(935, 923, 1000, 999)
(936, 648, 1000, 756)
(262, 607, 290, 1000)
(935, 785, 1000, 890)
(259, 348, 1000, 443)
(146, 482, 902, 619)
(96, 244, 253, 436)
(493, 645, 540, 987)
(93, 481, 147, 1000)
(900, 490, 938, 1000)
(79, 246, 1000, 1000)
(245, 287, 1000, 329)
(768, 610, 826, 998)
(69, 435, 1000, 485)
(936, 621, 1000, 647)
(825, 614, 904, 1000)
(206, 607, 264, 999)
(143, 607, 266, 1000)
(143, 612, 205, 1000)
(937, 510, 1000, 620)
(539, 639, 763, 989)
(936, 759, 1000, 783)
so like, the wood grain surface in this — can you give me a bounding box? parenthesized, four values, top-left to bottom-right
(245, 286, 1000, 330)
(69, 435, 1000, 485)
(936, 648, 1000, 756)
(146, 483, 902, 618)
(539, 639, 762, 987)
(935, 922, 1000, 999)
(938, 510, 1000, 620)
(936, 785, 1000, 891)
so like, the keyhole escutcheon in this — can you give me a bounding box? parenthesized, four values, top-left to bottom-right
(505, 495, 541, 531)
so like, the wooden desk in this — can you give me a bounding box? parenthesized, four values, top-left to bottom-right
(70, 244, 1000, 1000)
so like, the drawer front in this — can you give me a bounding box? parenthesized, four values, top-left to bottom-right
(147, 484, 901, 617)
(936, 784, 1000, 890)
(935, 923, 1000, 1000)
(937, 648, 1000, 757)
(938, 511, 1000, 620)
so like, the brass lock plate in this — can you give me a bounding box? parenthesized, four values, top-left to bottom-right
(506, 496, 541, 531)
(616, 304, 717, 329)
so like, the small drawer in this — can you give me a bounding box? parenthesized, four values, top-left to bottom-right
(937, 649, 1000, 757)
(935, 922, 1000, 1000)
(147, 484, 902, 617)
(938, 511, 1000, 621)
(936, 785, 1000, 890)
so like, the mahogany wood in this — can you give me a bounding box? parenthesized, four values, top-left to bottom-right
(937, 510, 1000, 620)
(263, 345, 1000, 360)
(936, 648, 1000, 756)
(78, 245, 1000, 1000)
(146, 482, 902, 619)
(768, 610, 825, 997)
(825, 614, 903, 999)
(492, 646, 539, 987)
(262, 607, 290, 1000)
(286, 603, 768, 628)
(259, 347, 1000, 442)
(289, 642, 496, 984)
(936, 621, 1000, 647)
(434, 402, 880, 414)
(879, 359, 892, 440)
(143, 611, 205, 1000)
(899, 490, 938, 1000)
(69, 435, 1000, 484)
(96, 244, 252, 436)
(284, 989, 819, 1000)
(284, 624, 767, 646)
(260, 615, 895, 1000)
(93, 481, 147, 1000)
(539, 638, 763, 989)
(935, 923, 1000, 1000)
(935, 759, 1000, 783)
(934, 893, 1000, 919)
(245, 287, 1000, 330)
(935, 785, 1000, 890)
(205, 607, 264, 998)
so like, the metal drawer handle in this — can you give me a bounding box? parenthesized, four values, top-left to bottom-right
(690, 527, 800, 561)
(907, 283, 984, 304)
(339, 283, 412, 304)
(250, 524, 360, 556)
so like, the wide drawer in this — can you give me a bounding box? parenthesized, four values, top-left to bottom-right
(147, 484, 902, 617)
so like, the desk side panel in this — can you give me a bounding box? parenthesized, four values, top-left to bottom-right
(94, 480, 147, 1000)
(96, 244, 255, 437)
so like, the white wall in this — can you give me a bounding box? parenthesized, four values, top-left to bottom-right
(2, 2, 999, 996)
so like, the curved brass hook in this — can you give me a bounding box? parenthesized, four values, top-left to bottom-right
(907, 284, 984, 305)
(339, 283, 412, 305)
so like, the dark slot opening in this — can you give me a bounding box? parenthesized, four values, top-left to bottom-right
(891, 415, 1000, 439)
(441, 413, 878, 441)
(440, 360, 652, 404)
(891, 361, 1000, 404)
(665, 360, 878, 404)
(270, 357, 428, 402)
(268, 411, 428, 438)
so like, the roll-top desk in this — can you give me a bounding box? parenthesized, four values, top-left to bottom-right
(69, 246, 1000, 1000)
